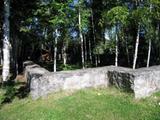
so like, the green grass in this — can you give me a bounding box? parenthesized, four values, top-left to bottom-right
(0, 87, 160, 120)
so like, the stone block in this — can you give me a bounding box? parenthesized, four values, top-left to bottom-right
(23, 61, 160, 99)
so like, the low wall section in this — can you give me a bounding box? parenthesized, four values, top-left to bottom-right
(23, 61, 160, 99)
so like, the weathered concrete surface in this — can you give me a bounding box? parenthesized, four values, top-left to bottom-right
(24, 63, 114, 99)
(133, 66, 160, 98)
(107, 67, 134, 92)
(23, 61, 160, 99)
(107, 66, 160, 99)
(24, 62, 49, 99)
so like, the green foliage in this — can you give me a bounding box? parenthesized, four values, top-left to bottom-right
(100, 6, 129, 57)
(49, 2, 69, 27)
(85, 62, 93, 68)
(131, 7, 151, 25)
(19, 27, 30, 33)
(93, 40, 115, 55)
(59, 64, 81, 71)
(76, 0, 91, 33)
(102, 6, 129, 26)
(151, 0, 160, 20)
(145, 23, 156, 43)
(1, 0, 160, 71)
(80, 9, 91, 32)
(1, 86, 16, 103)
(35, 0, 73, 29)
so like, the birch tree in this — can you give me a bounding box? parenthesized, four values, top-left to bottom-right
(78, 7, 85, 69)
(77, 0, 91, 69)
(132, 7, 150, 69)
(133, 24, 140, 69)
(146, 3, 153, 67)
(103, 6, 129, 67)
(53, 29, 58, 72)
(2, 0, 10, 82)
(145, 0, 160, 67)
(36, 0, 72, 71)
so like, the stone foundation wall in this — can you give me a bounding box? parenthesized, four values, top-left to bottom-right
(24, 61, 114, 99)
(23, 61, 160, 99)
(133, 66, 160, 98)
(107, 66, 160, 98)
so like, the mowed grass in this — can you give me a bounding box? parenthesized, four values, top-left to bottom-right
(0, 87, 160, 120)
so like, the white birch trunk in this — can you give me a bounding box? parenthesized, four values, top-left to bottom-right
(146, 4, 152, 68)
(147, 39, 151, 67)
(133, 24, 140, 69)
(2, 0, 10, 82)
(63, 43, 67, 65)
(115, 31, 118, 67)
(98, 55, 100, 64)
(78, 8, 85, 69)
(54, 29, 58, 72)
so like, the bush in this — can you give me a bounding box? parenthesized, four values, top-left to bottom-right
(59, 64, 81, 71)
(1, 86, 16, 104)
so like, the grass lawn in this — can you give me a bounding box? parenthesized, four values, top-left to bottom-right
(0, 87, 160, 120)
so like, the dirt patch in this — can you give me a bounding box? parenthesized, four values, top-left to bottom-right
(15, 74, 26, 83)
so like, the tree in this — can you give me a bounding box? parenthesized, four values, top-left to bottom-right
(150, 0, 160, 64)
(91, 7, 98, 66)
(146, 3, 154, 67)
(11, 0, 39, 74)
(78, 6, 85, 69)
(132, 7, 146, 69)
(34, 0, 73, 71)
(102, 6, 129, 66)
(53, 29, 58, 72)
(77, 0, 91, 69)
(0, 0, 3, 66)
(2, 0, 10, 82)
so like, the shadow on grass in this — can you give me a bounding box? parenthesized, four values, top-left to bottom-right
(0, 80, 30, 105)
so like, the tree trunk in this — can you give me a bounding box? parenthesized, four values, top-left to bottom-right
(62, 42, 67, 65)
(91, 9, 98, 67)
(146, 4, 152, 68)
(84, 34, 87, 62)
(11, 34, 18, 77)
(88, 38, 93, 64)
(2, 0, 10, 82)
(125, 36, 130, 66)
(156, 23, 159, 41)
(78, 8, 85, 69)
(146, 39, 151, 67)
(157, 23, 159, 38)
(133, 24, 140, 69)
(0, 48, 3, 65)
(95, 55, 98, 67)
(54, 29, 58, 72)
(98, 55, 100, 64)
(115, 26, 118, 67)
(17, 38, 22, 73)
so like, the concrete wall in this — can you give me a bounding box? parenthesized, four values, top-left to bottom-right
(107, 66, 160, 98)
(23, 61, 160, 99)
(24, 61, 114, 99)
(133, 66, 160, 98)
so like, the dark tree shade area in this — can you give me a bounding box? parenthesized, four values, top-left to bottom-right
(0, 0, 160, 82)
